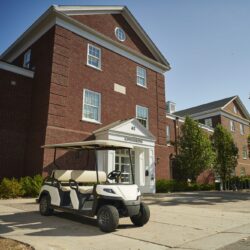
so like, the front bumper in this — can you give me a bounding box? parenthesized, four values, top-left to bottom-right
(123, 200, 141, 216)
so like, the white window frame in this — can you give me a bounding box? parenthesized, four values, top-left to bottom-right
(23, 49, 31, 69)
(166, 125, 171, 145)
(136, 105, 149, 129)
(136, 66, 147, 87)
(233, 105, 238, 114)
(82, 89, 101, 123)
(204, 118, 212, 127)
(115, 27, 126, 42)
(230, 120, 235, 132)
(242, 146, 248, 160)
(240, 124, 244, 135)
(87, 44, 101, 70)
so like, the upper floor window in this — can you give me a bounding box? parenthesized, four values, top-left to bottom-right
(243, 145, 248, 159)
(205, 118, 212, 127)
(137, 66, 147, 87)
(23, 49, 31, 69)
(240, 124, 244, 135)
(82, 89, 101, 123)
(166, 125, 170, 144)
(233, 105, 238, 114)
(87, 44, 101, 70)
(230, 120, 235, 132)
(115, 27, 126, 42)
(136, 105, 148, 128)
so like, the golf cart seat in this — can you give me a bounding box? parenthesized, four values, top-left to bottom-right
(53, 170, 73, 191)
(71, 170, 107, 194)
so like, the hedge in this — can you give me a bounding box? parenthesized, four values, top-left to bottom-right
(156, 179, 215, 193)
(0, 175, 43, 199)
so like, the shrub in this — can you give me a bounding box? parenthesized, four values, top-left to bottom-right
(156, 179, 215, 193)
(0, 178, 23, 198)
(20, 175, 43, 197)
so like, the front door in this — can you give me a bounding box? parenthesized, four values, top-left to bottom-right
(115, 149, 135, 183)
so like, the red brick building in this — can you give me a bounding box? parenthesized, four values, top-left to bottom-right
(0, 5, 170, 193)
(171, 96, 250, 177)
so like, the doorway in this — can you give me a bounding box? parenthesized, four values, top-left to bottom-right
(115, 149, 135, 183)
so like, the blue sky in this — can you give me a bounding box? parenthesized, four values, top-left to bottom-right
(1, 0, 250, 111)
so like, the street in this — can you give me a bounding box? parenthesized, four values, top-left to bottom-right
(0, 191, 250, 250)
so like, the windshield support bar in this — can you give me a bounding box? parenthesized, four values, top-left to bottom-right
(128, 149, 135, 184)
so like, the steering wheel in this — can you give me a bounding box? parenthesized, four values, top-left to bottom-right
(107, 170, 122, 182)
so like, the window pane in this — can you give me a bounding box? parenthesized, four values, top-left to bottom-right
(83, 90, 100, 122)
(137, 67, 146, 86)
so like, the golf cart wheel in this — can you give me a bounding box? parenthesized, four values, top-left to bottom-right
(39, 194, 54, 216)
(97, 205, 119, 232)
(130, 202, 150, 227)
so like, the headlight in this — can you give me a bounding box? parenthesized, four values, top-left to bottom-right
(103, 188, 116, 194)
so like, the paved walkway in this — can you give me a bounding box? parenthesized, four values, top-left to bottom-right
(0, 191, 250, 250)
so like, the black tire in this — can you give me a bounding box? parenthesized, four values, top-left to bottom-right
(39, 194, 54, 216)
(97, 205, 119, 232)
(130, 202, 150, 227)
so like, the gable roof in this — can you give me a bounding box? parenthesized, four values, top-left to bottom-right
(94, 118, 155, 140)
(0, 5, 170, 73)
(174, 96, 236, 117)
(53, 5, 169, 67)
(173, 96, 250, 120)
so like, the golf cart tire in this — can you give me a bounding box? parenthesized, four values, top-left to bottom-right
(39, 194, 54, 216)
(97, 205, 119, 233)
(130, 202, 150, 227)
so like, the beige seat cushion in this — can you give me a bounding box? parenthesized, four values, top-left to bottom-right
(71, 170, 107, 183)
(53, 170, 72, 181)
(78, 186, 93, 194)
(61, 186, 71, 192)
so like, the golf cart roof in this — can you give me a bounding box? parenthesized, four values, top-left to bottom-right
(42, 140, 133, 150)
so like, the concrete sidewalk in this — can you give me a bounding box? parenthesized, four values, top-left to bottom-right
(0, 192, 250, 250)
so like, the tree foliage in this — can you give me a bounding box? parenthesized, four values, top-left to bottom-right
(175, 116, 215, 181)
(212, 124, 238, 183)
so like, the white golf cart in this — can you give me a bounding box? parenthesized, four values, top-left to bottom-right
(37, 140, 150, 232)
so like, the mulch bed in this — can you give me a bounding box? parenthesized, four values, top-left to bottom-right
(0, 237, 34, 250)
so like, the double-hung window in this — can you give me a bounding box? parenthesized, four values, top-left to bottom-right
(82, 89, 101, 123)
(136, 66, 146, 87)
(87, 44, 101, 69)
(136, 105, 148, 128)
(166, 125, 170, 144)
(243, 145, 248, 159)
(23, 49, 31, 69)
(230, 120, 235, 132)
(240, 124, 244, 135)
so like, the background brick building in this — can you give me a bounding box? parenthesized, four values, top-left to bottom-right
(172, 96, 250, 176)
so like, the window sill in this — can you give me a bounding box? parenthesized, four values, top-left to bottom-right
(86, 63, 102, 71)
(81, 119, 102, 125)
(136, 83, 147, 89)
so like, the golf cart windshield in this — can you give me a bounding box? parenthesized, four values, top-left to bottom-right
(42, 140, 135, 184)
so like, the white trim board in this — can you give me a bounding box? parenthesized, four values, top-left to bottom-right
(0, 61, 34, 78)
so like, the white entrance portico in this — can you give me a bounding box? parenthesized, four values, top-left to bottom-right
(94, 118, 156, 193)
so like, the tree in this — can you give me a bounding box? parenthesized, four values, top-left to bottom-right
(212, 124, 238, 189)
(175, 116, 215, 181)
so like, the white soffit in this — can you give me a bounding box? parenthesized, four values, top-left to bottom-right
(0, 61, 34, 78)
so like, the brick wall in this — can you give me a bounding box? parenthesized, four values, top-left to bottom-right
(71, 14, 156, 60)
(12, 27, 55, 176)
(0, 69, 32, 178)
